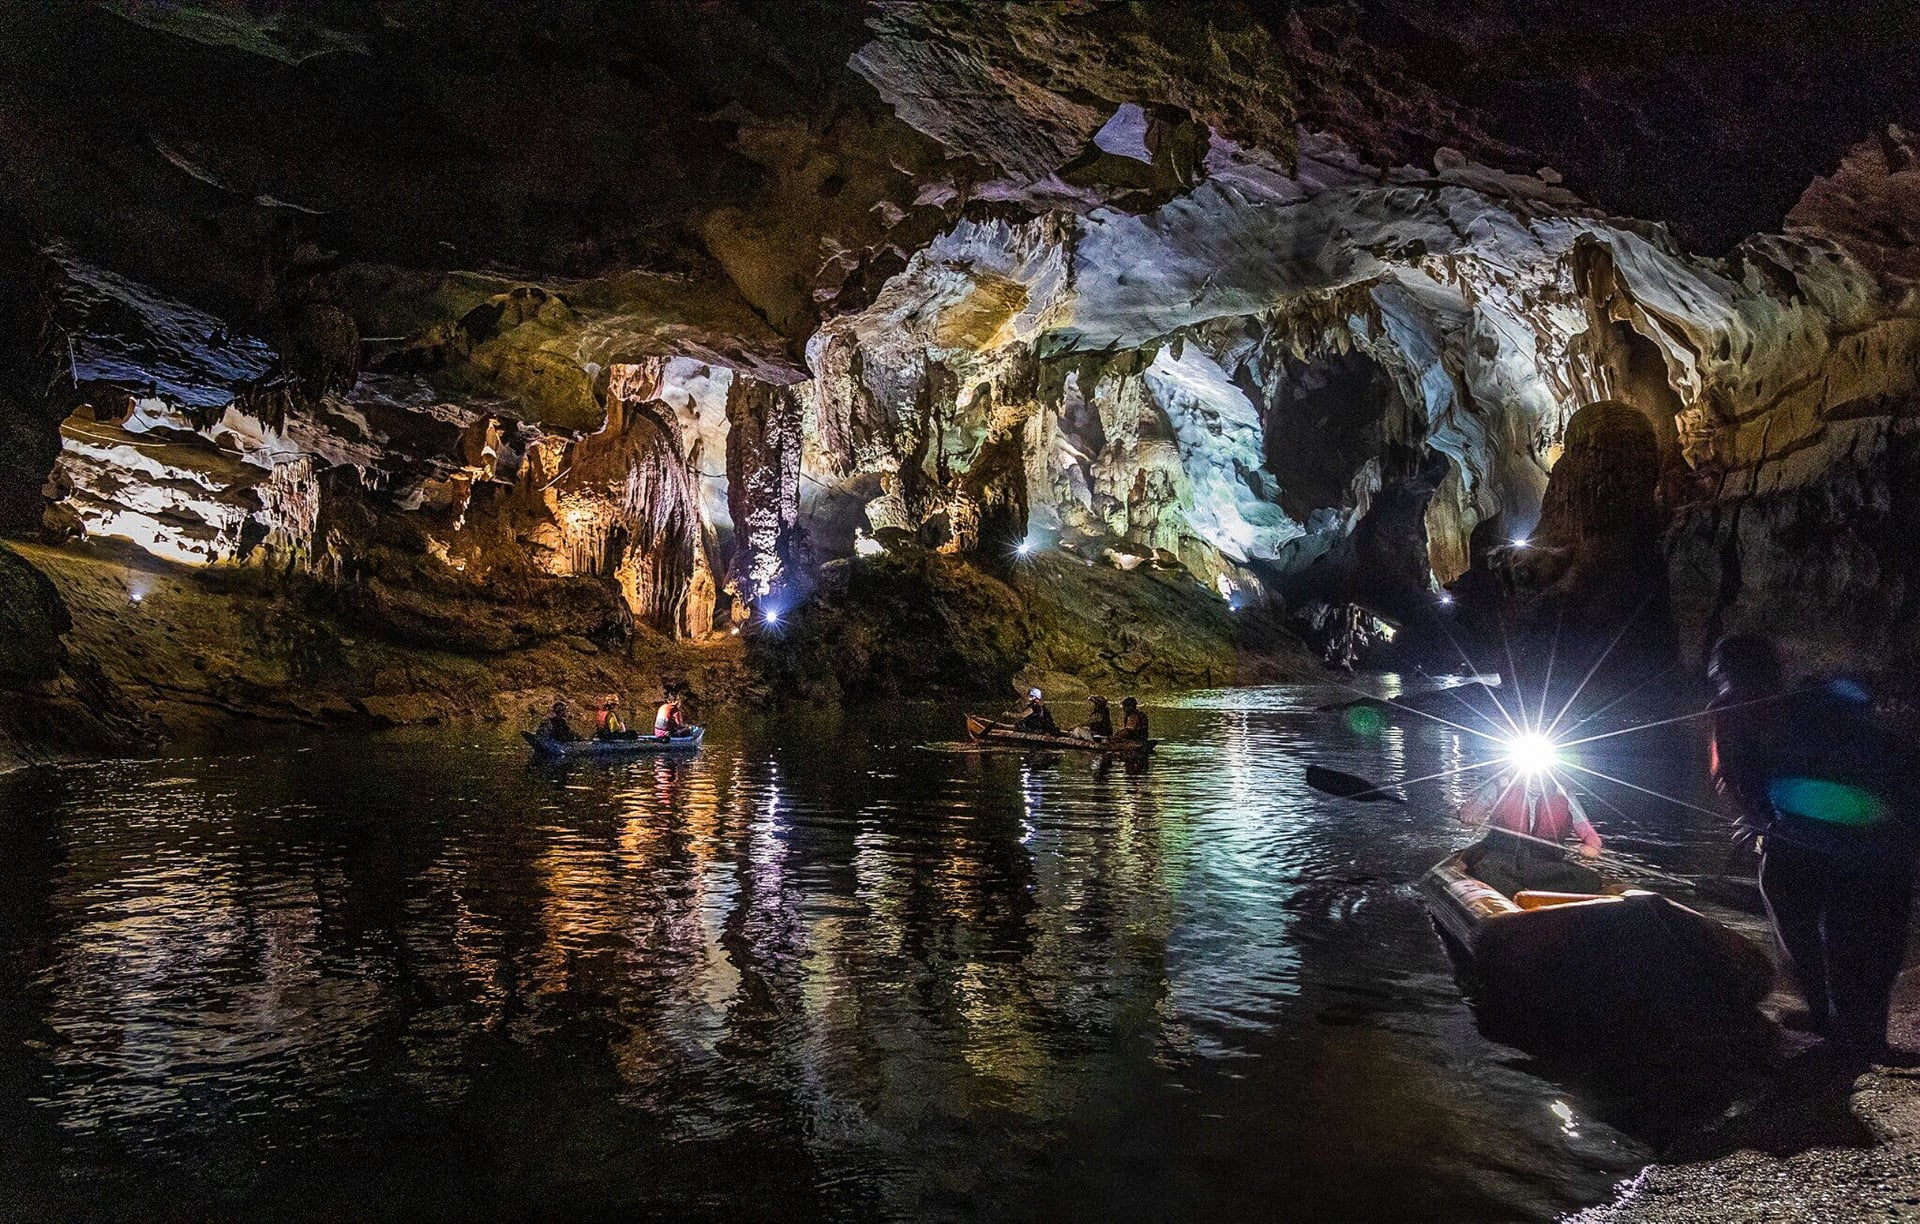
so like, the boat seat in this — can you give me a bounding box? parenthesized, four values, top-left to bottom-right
(1512, 890, 1610, 910)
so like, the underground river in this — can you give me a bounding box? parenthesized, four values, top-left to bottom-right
(0, 683, 1765, 1222)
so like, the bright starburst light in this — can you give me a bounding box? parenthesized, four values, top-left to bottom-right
(1504, 731, 1559, 775)
(1316, 591, 1786, 824)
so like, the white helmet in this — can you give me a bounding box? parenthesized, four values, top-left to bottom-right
(1028, 688, 1043, 700)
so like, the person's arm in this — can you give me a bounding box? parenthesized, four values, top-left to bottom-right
(1565, 791, 1603, 857)
(1460, 774, 1502, 826)
(1709, 714, 1770, 812)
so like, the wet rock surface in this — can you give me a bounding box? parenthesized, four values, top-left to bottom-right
(11, 541, 750, 745)
(0, 544, 139, 772)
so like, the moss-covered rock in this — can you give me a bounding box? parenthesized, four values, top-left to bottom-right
(751, 552, 1032, 702)
(751, 547, 1313, 702)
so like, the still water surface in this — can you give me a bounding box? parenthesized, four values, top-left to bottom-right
(0, 683, 1743, 1221)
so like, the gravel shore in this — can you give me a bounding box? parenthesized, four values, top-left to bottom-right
(1573, 969, 1920, 1222)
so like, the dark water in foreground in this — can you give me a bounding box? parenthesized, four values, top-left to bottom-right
(0, 683, 1759, 1222)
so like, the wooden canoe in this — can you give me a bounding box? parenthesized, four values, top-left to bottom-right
(1421, 843, 1773, 1046)
(964, 714, 1157, 753)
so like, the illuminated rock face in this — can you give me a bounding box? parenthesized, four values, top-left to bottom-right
(31, 127, 1920, 668)
(5, 0, 1920, 700)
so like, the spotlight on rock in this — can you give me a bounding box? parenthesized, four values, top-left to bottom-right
(1436, 591, 1454, 606)
(1014, 539, 1034, 557)
(763, 606, 783, 626)
(1510, 536, 1530, 549)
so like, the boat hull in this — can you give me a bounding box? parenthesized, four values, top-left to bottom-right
(1421, 847, 1773, 1047)
(964, 714, 1156, 753)
(523, 728, 705, 758)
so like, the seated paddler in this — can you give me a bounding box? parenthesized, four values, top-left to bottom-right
(594, 695, 638, 741)
(1014, 688, 1059, 735)
(537, 700, 579, 744)
(1073, 695, 1113, 741)
(654, 694, 691, 740)
(1459, 760, 1604, 896)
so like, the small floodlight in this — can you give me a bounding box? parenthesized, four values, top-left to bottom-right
(1511, 536, 1530, 549)
(1505, 731, 1559, 775)
(1436, 591, 1454, 606)
(763, 606, 783, 625)
(1014, 539, 1034, 557)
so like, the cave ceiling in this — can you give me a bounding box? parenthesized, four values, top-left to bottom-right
(5, 1, 1914, 365)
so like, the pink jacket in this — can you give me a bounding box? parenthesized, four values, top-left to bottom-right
(1462, 774, 1602, 851)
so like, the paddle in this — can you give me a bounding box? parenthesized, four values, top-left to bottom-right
(1303, 763, 1728, 895)
(1304, 764, 1406, 804)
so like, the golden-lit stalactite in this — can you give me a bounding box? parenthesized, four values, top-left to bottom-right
(724, 377, 804, 609)
(530, 391, 705, 633)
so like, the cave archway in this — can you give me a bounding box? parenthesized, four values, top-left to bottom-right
(1252, 345, 1446, 615)
(1259, 347, 1414, 521)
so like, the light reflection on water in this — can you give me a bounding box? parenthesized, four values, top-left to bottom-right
(0, 686, 1730, 1221)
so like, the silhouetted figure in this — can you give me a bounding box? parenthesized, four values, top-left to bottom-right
(537, 700, 578, 743)
(1076, 695, 1113, 741)
(1114, 697, 1150, 744)
(1709, 634, 1919, 1051)
(1459, 768, 1604, 896)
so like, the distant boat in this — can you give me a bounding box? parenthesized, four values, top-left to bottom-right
(965, 714, 1156, 753)
(523, 728, 705, 758)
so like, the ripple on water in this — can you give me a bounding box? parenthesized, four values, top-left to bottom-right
(0, 688, 1736, 1220)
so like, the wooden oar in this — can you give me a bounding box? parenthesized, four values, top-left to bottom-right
(1304, 764, 1406, 803)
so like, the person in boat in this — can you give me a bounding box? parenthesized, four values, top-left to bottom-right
(654, 694, 692, 741)
(1458, 766, 1603, 896)
(537, 700, 579, 744)
(1073, 695, 1114, 741)
(1113, 696, 1150, 744)
(1708, 633, 1918, 1051)
(1014, 688, 1059, 735)
(594, 696, 638, 741)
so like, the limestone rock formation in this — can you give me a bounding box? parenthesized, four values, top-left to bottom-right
(1, 0, 1917, 749)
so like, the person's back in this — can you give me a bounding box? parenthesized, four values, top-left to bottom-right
(1085, 698, 1113, 740)
(655, 699, 686, 739)
(1709, 634, 1918, 1050)
(1714, 672, 1916, 867)
(538, 703, 578, 743)
(1115, 698, 1149, 742)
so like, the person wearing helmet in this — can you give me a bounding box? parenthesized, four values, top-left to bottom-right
(594, 695, 635, 741)
(1458, 764, 1604, 896)
(1074, 695, 1114, 741)
(1014, 688, 1059, 735)
(1708, 633, 1918, 1051)
(1113, 696, 1150, 744)
(1461, 767, 1604, 858)
(536, 700, 579, 743)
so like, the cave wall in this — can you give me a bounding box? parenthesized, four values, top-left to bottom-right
(2, 0, 1919, 736)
